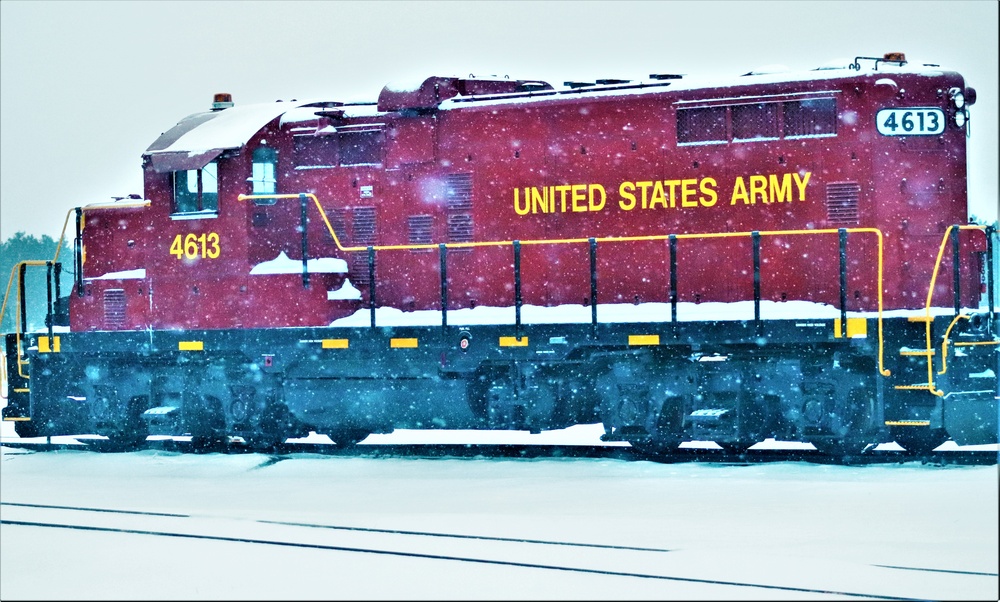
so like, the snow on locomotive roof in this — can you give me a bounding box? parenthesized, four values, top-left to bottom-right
(278, 103, 381, 125)
(437, 60, 951, 110)
(142, 56, 953, 165)
(146, 99, 322, 154)
(144, 99, 327, 172)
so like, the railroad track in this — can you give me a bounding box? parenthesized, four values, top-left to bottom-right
(4, 500, 993, 600)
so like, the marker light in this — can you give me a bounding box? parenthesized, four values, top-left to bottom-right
(212, 93, 234, 111)
(964, 86, 977, 106)
(950, 87, 965, 109)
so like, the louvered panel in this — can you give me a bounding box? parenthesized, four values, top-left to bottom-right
(103, 289, 126, 329)
(408, 215, 434, 249)
(445, 173, 474, 250)
(448, 213, 474, 244)
(445, 173, 473, 210)
(329, 208, 347, 245)
(352, 206, 377, 245)
(826, 182, 860, 225)
(350, 206, 377, 284)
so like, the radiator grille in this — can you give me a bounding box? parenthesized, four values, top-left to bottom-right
(445, 173, 473, 211)
(103, 289, 126, 329)
(445, 173, 474, 246)
(408, 215, 434, 247)
(329, 209, 347, 245)
(447, 213, 474, 244)
(350, 206, 377, 283)
(826, 182, 860, 225)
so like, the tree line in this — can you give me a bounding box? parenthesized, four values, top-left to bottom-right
(0, 232, 73, 333)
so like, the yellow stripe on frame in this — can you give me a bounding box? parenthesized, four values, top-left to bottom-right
(322, 339, 349, 349)
(37, 336, 60, 353)
(833, 318, 868, 338)
(390, 338, 419, 348)
(499, 336, 528, 347)
(884, 420, 931, 427)
(628, 334, 660, 346)
(3, 417, 31, 421)
(178, 341, 204, 351)
(846, 317, 867, 338)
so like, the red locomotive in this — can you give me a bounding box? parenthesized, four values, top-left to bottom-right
(3, 52, 997, 456)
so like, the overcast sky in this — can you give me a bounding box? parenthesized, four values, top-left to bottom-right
(1, 0, 997, 241)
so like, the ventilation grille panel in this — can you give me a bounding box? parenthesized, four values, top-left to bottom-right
(350, 206, 377, 284)
(826, 182, 860, 225)
(448, 213, 474, 244)
(445, 173, 473, 211)
(408, 215, 434, 250)
(103, 289, 126, 329)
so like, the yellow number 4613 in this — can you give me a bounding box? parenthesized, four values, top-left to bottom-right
(169, 232, 221, 260)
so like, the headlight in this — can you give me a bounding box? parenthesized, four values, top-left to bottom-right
(950, 87, 965, 109)
(954, 110, 967, 128)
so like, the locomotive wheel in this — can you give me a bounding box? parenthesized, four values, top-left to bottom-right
(326, 429, 371, 448)
(185, 393, 228, 453)
(103, 395, 150, 452)
(809, 436, 873, 458)
(629, 437, 681, 459)
(807, 387, 878, 458)
(190, 435, 230, 453)
(892, 427, 949, 454)
(103, 428, 148, 452)
(246, 431, 285, 452)
(12, 418, 41, 438)
(246, 399, 302, 451)
(716, 440, 754, 455)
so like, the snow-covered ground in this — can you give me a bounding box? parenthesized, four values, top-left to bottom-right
(1, 425, 997, 601)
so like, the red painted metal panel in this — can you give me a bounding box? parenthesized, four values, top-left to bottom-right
(69, 65, 979, 332)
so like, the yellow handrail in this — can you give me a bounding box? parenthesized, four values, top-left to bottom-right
(937, 313, 969, 376)
(239, 193, 889, 376)
(919, 224, 991, 396)
(0, 261, 51, 383)
(1, 201, 151, 391)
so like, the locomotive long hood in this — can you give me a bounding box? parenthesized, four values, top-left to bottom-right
(143, 99, 322, 172)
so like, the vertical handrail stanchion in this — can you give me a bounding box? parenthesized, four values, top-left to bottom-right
(368, 246, 376, 328)
(839, 228, 848, 338)
(74, 207, 83, 297)
(752, 231, 761, 335)
(669, 234, 678, 325)
(987, 225, 996, 331)
(513, 241, 522, 336)
(439, 243, 448, 330)
(952, 224, 961, 316)
(54, 262, 62, 324)
(45, 261, 54, 339)
(18, 263, 27, 337)
(589, 237, 598, 334)
(299, 193, 310, 289)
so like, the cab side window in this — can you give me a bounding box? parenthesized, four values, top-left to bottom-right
(173, 162, 218, 214)
(250, 146, 278, 194)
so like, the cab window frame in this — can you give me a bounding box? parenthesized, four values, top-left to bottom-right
(171, 161, 219, 216)
(249, 146, 278, 196)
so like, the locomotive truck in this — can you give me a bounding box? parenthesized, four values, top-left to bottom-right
(3, 51, 997, 456)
